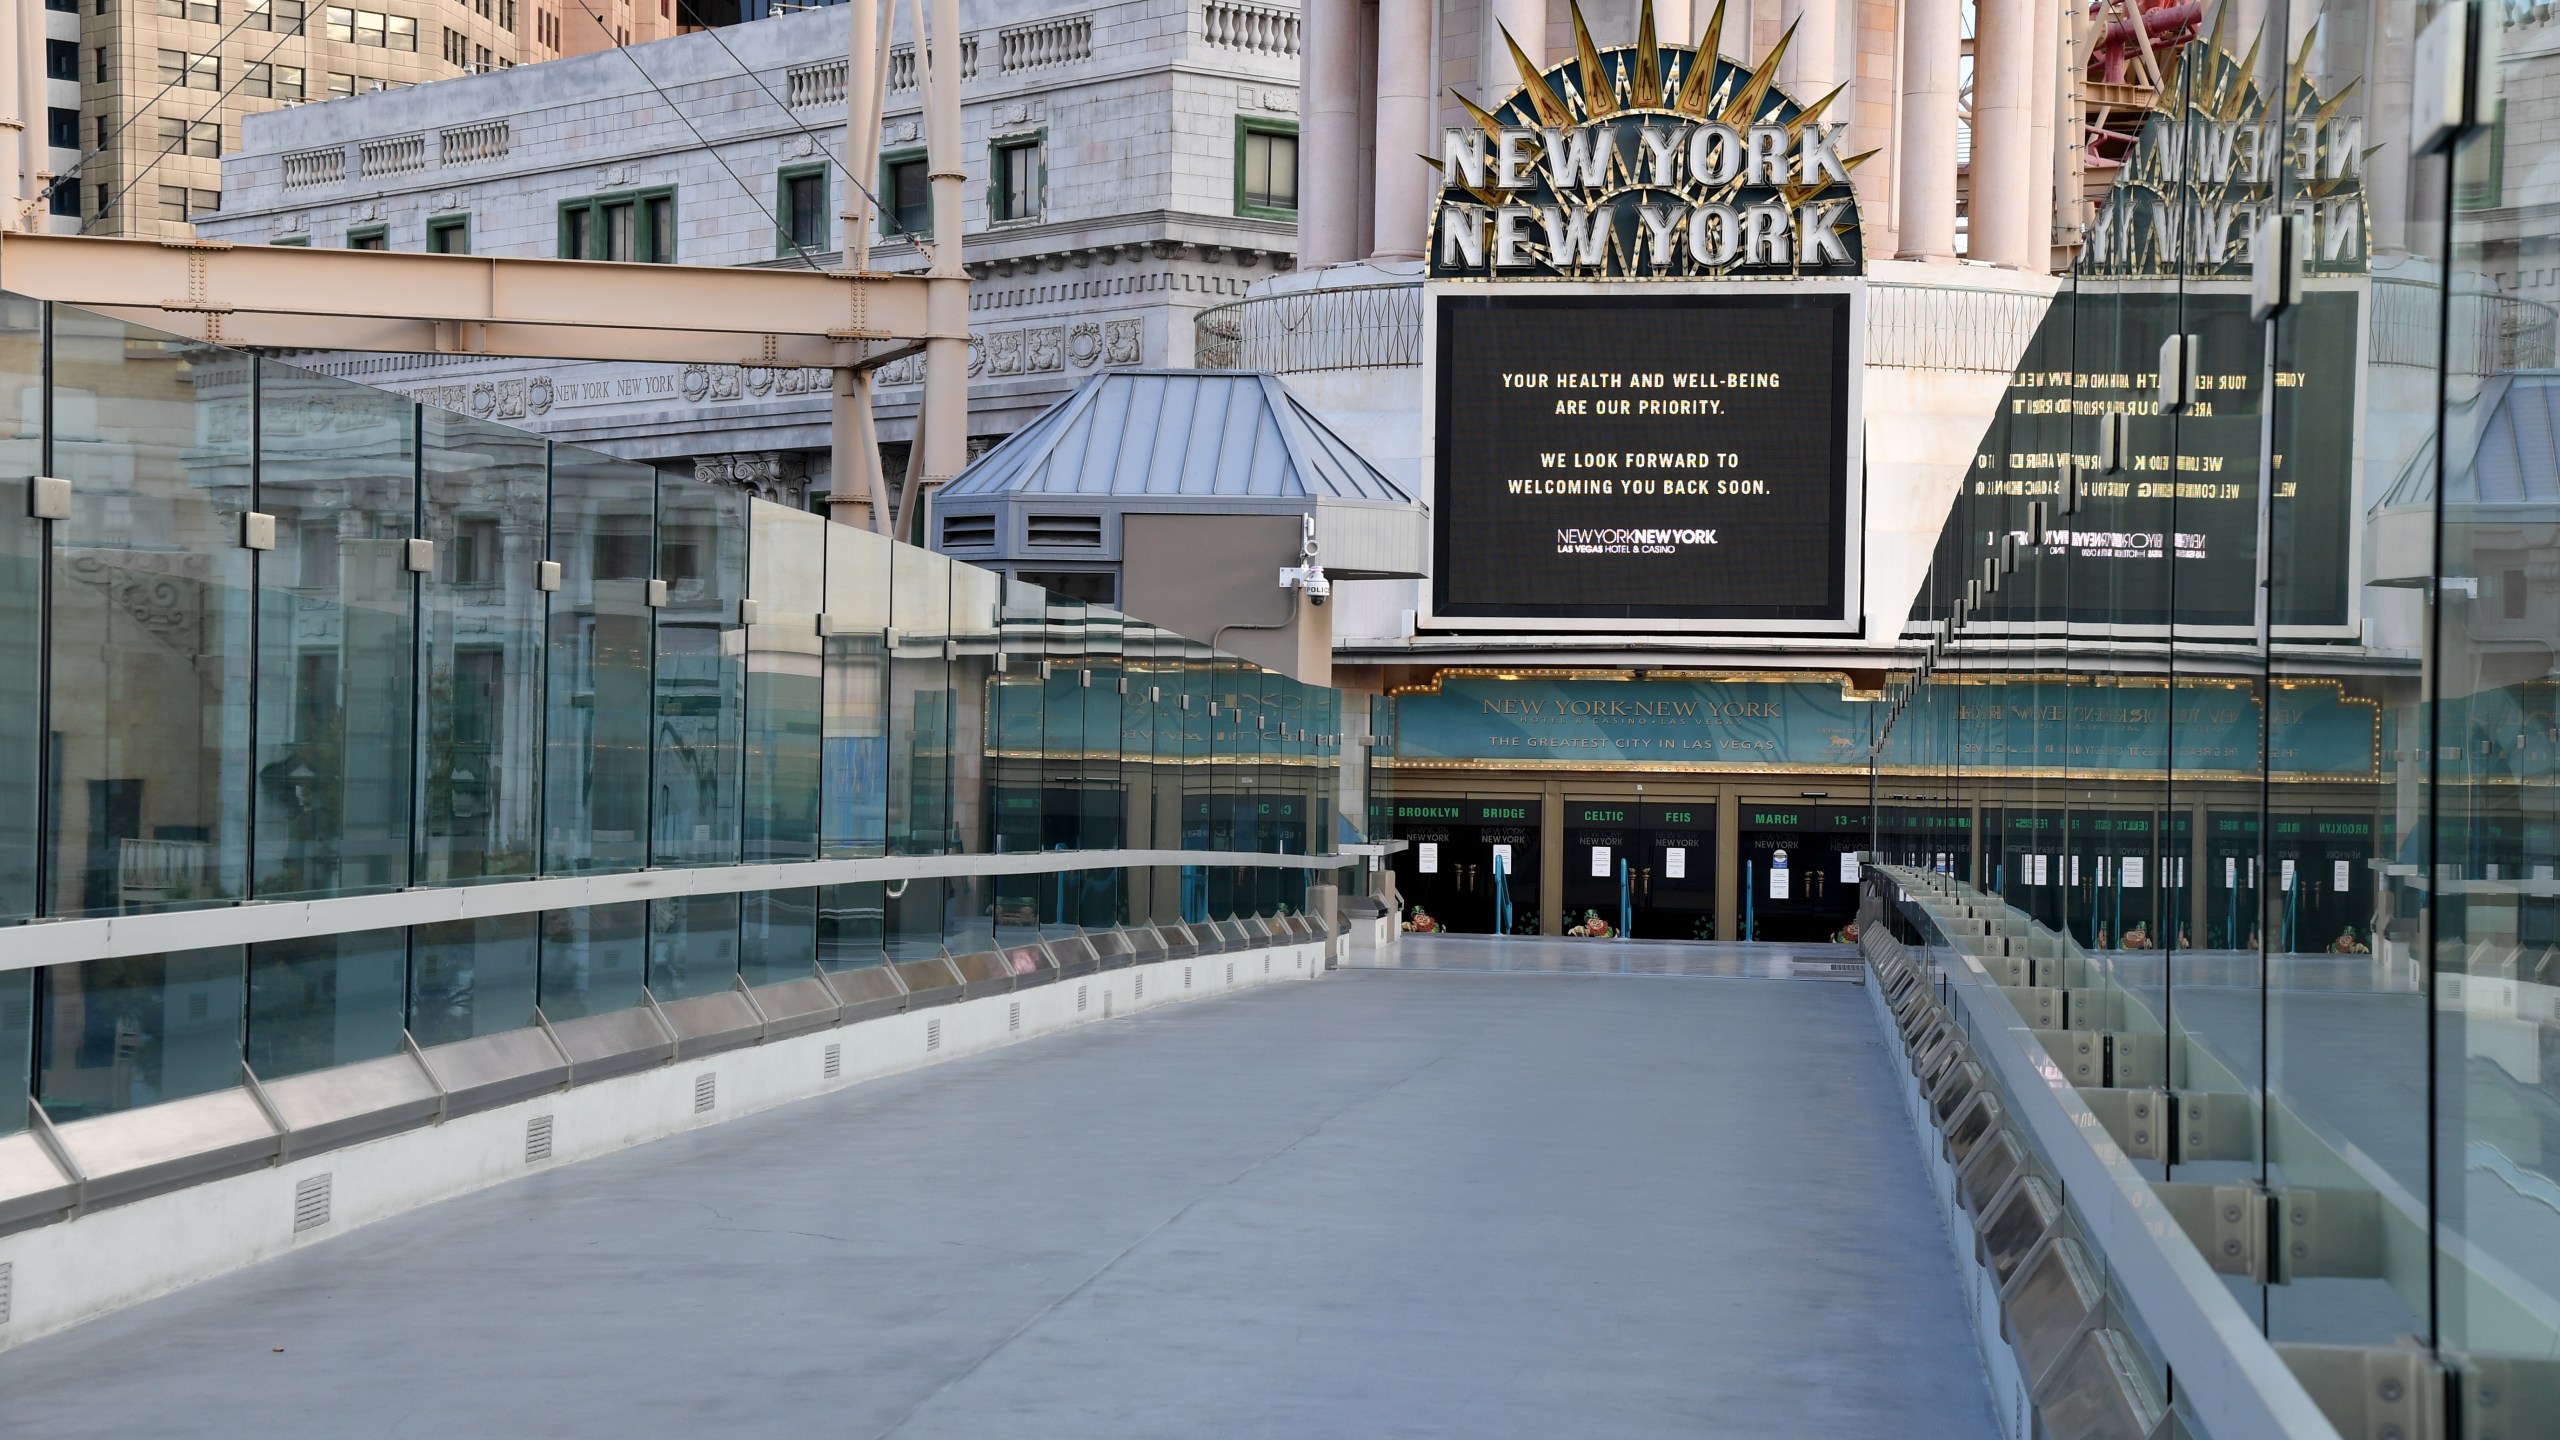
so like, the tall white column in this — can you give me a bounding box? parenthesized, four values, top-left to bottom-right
(1896, 0, 1958, 259)
(1781, 0, 1837, 94)
(2026, 0, 2056, 274)
(907, 0, 969, 543)
(1371, 0, 1433, 259)
(1968, 0, 2034, 268)
(1301, 0, 1365, 267)
(1483, 0, 1545, 101)
(833, 0, 889, 533)
(1654, 0, 1694, 50)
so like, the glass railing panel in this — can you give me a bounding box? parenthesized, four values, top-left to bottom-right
(538, 901, 648, 1020)
(247, 930, 409, 1080)
(33, 948, 246, 1121)
(0, 294, 41, 924)
(48, 309, 254, 916)
(417, 408, 546, 886)
(411, 914, 541, 1046)
(653, 475, 745, 868)
(543, 446, 656, 876)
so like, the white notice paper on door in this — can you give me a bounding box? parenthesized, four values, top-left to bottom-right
(2334, 859, 2351, 892)
(1417, 842, 1439, 874)
(2123, 856, 2146, 887)
(1770, 849, 1791, 899)
(1492, 843, 1512, 876)
(2226, 857, 2237, 889)
(2032, 853, 2049, 887)
(1665, 846, 1686, 879)
(2280, 858, 2296, 891)
(1840, 852, 1861, 884)
(2071, 854, 2082, 886)
(1591, 845, 1611, 878)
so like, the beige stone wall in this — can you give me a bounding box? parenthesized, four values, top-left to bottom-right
(82, 0, 522, 239)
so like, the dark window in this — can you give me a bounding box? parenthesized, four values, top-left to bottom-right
(156, 0, 220, 19)
(49, 180, 79, 217)
(780, 168, 825, 253)
(452, 518, 502, 585)
(244, 0, 306, 32)
(47, 41, 78, 81)
(426, 216, 469, 254)
(1015, 570, 1116, 606)
(48, 108, 78, 150)
(991, 138, 1040, 222)
(559, 189, 675, 262)
(160, 117, 220, 158)
(1238, 123, 1298, 215)
(47, 0, 78, 12)
(885, 154, 929, 238)
(348, 226, 387, 250)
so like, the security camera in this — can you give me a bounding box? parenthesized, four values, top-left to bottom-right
(1279, 563, 1330, 605)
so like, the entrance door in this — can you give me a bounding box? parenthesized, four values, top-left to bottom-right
(1633, 802, 1715, 940)
(2270, 812, 2378, 954)
(1739, 804, 1863, 942)
(2069, 810, 2162, 951)
(1377, 797, 1541, 935)
(1562, 801, 1633, 938)
(2205, 810, 2263, 951)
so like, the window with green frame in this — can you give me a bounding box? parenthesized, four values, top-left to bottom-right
(559, 187, 677, 263)
(880, 147, 930, 239)
(347, 224, 387, 250)
(1234, 118, 1298, 218)
(270, 235, 310, 246)
(989, 133, 1042, 223)
(776, 163, 828, 256)
(425, 215, 469, 254)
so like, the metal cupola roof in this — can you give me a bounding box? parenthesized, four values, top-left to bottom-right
(932, 369, 1427, 578)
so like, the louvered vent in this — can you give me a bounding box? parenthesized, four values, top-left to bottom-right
(1026, 513, 1102, 547)
(0, 1261, 13, 1326)
(941, 512, 997, 548)
(526, 1113, 555, 1163)
(926, 1017, 943, 1051)
(1226, 962, 1235, 985)
(823, 1043, 843, 1079)
(1184, 967, 1193, 990)
(694, 1072, 717, 1113)
(1008, 1001, 1022, 1033)
(1077, 985, 1088, 1013)
(293, 1174, 333, 1233)
(1134, 974, 1144, 999)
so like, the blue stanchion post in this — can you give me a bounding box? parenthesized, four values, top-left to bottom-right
(1619, 858, 1630, 940)
(1745, 860, 1756, 942)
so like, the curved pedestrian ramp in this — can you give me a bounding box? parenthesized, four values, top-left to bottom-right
(0, 952, 2000, 1440)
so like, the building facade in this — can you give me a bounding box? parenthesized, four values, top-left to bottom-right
(60, 0, 524, 239)
(199, 0, 1306, 498)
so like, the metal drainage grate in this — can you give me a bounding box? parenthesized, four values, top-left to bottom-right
(823, 1042, 843, 1079)
(293, 1173, 333, 1233)
(1077, 984, 1088, 1012)
(694, 1072, 717, 1113)
(526, 1113, 555, 1163)
(926, 1017, 943, 1051)
(1008, 1001, 1022, 1033)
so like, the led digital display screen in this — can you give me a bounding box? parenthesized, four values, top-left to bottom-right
(1432, 292, 1853, 624)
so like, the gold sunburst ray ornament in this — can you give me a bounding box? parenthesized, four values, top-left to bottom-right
(1721, 20, 1797, 130)
(1670, 0, 1729, 116)
(1569, 0, 1618, 119)
(1631, 0, 1663, 107)
(1502, 25, 1574, 128)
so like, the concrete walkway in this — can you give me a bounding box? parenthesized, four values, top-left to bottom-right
(0, 953, 1998, 1440)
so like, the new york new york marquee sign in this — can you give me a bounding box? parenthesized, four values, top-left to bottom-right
(1430, 0, 1870, 280)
